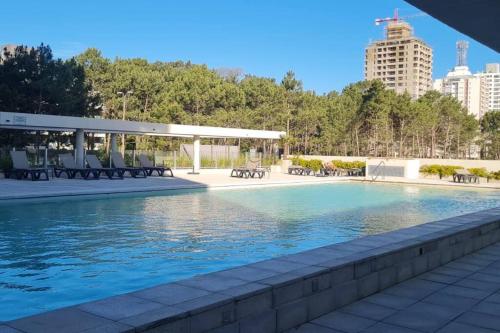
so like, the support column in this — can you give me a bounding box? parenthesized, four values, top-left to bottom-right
(75, 129, 85, 168)
(110, 134, 119, 153)
(192, 135, 200, 174)
(110, 133, 118, 168)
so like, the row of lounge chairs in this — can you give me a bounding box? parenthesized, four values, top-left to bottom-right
(453, 169, 479, 184)
(288, 163, 365, 177)
(5, 151, 173, 181)
(230, 160, 270, 179)
(288, 165, 314, 176)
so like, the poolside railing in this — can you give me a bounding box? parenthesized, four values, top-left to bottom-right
(7, 148, 278, 172)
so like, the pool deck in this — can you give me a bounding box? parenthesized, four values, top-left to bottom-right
(0, 169, 499, 200)
(290, 242, 500, 333)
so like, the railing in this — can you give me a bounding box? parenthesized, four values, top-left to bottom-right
(8, 148, 278, 170)
(370, 160, 386, 182)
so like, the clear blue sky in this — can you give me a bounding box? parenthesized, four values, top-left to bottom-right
(1, 0, 498, 94)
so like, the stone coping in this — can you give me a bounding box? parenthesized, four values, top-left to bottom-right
(2, 207, 500, 333)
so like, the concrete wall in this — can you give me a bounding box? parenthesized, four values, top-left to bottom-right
(290, 155, 500, 172)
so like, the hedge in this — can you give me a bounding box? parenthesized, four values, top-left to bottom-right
(291, 157, 365, 172)
(420, 164, 461, 178)
(290, 156, 323, 172)
(332, 160, 366, 169)
(420, 164, 499, 180)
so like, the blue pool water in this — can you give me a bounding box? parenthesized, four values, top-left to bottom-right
(0, 183, 499, 320)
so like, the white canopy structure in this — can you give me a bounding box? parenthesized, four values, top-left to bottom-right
(0, 112, 285, 173)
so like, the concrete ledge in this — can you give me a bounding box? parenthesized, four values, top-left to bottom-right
(4, 207, 500, 333)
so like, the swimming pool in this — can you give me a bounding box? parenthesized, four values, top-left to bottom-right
(0, 183, 499, 320)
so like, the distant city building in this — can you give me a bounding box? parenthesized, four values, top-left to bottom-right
(365, 20, 433, 99)
(433, 41, 499, 118)
(478, 63, 500, 111)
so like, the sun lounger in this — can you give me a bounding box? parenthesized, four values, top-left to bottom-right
(319, 162, 342, 176)
(288, 165, 313, 176)
(230, 159, 266, 179)
(54, 153, 98, 179)
(86, 154, 124, 179)
(138, 154, 173, 177)
(110, 152, 147, 178)
(346, 167, 364, 176)
(8, 151, 49, 181)
(453, 169, 479, 183)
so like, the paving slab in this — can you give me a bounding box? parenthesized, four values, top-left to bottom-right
(286, 323, 343, 333)
(471, 301, 500, 317)
(437, 322, 499, 333)
(132, 282, 211, 305)
(77, 294, 164, 321)
(0, 326, 22, 333)
(360, 322, 421, 333)
(439, 285, 493, 300)
(484, 292, 500, 304)
(382, 301, 464, 333)
(454, 278, 500, 292)
(382, 278, 446, 300)
(422, 292, 479, 311)
(338, 300, 397, 321)
(177, 273, 248, 292)
(419, 271, 463, 284)
(363, 293, 417, 310)
(118, 305, 187, 331)
(311, 312, 376, 333)
(8, 307, 124, 333)
(456, 311, 500, 331)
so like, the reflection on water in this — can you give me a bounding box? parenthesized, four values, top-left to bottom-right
(0, 183, 498, 320)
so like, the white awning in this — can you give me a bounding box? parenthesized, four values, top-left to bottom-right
(0, 112, 285, 139)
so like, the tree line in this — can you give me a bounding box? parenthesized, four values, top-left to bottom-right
(0, 44, 499, 159)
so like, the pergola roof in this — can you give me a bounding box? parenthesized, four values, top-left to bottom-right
(0, 112, 285, 140)
(405, 0, 500, 52)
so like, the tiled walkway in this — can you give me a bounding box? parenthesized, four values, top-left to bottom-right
(290, 242, 500, 333)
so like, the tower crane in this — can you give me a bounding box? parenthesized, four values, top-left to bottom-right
(375, 8, 427, 25)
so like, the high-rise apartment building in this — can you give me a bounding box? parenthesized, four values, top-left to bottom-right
(479, 64, 500, 111)
(433, 41, 499, 118)
(364, 20, 433, 99)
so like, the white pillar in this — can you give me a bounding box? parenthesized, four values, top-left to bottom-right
(75, 129, 85, 168)
(192, 135, 200, 174)
(110, 134, 118, 153)
(109, 133, 119, 168)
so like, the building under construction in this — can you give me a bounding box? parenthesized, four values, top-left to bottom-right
(364, 14, 433, 99)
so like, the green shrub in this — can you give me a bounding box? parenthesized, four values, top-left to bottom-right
(420, 164, 461, 178)
(490, 170, 500, 180)
(290, 156, 323, 172)
(0, 155, 12, 171)
(468, 168, 489, 178)
(442, 165, 461, 177)
(307, 159, 323, 172)
(420, 164, 440, 175)
(291, 156, 303, 166)
(332, 160, 365, 169)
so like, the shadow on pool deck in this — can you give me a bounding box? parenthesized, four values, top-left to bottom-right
(0, 170, 353, 200)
